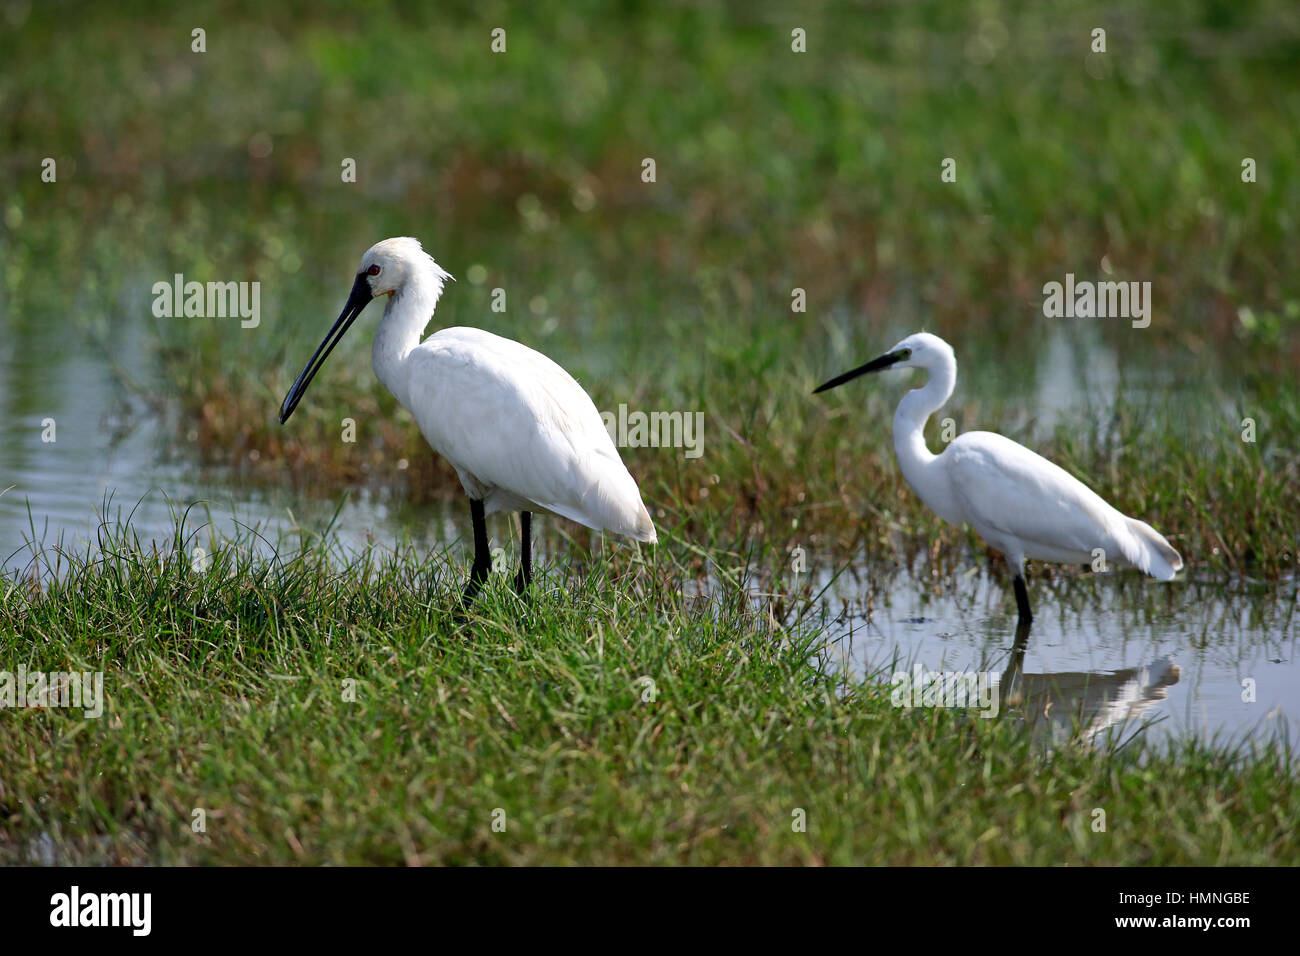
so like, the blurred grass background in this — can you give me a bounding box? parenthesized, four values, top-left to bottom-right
(0, 0, 1297, 572)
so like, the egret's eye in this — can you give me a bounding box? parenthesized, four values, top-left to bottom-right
(897, 348, 912, 360)
(367, 264, 381, 276)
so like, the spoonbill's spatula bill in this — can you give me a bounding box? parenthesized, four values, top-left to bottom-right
(813, 332, 1181, 624)
(279, 237, 656, 605)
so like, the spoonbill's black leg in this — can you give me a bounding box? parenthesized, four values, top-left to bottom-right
(461, 497, 491, 606)
(1013, 574, 1033, 625)
(513, 511, 532, 594)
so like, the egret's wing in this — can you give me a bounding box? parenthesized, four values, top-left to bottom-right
(945, 431, 1130, 561)
(403, 329, 655, 541)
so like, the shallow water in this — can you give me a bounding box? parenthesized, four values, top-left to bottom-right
(815, 560, 1297, 750)
(0, 304, 454, 570)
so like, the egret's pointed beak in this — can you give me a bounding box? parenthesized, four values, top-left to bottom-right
(812, 349, 908, 394)
(279, 273, 375, 424)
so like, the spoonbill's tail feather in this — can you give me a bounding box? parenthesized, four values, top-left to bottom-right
(599, 496, 656, 544)
(578, 449, 657, 544)
(631, 500, 657, 544)
(1122, 518, 1183, 581)
(602, 469, 658, 542)
(538, 469, 657, 544)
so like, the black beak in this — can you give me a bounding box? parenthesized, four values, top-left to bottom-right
(279, 273, 374, 424)
(812, 349, 907, 394)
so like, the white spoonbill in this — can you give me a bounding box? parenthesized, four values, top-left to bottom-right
(279, 237, 656, 603)
(813, 332, 1181, 623)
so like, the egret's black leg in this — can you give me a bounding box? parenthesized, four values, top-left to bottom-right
(513, 511, 532, 595)
(1013, 574, 1033, 625)
(461, 497, 491, 606)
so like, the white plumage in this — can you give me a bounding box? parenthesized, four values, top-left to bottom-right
(943, 430, 1180, 579)
(400, 327, 655, 540)
(280, 237, 655, 604)
(815, 331, 1181, 623)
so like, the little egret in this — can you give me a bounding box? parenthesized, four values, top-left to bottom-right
(279, 237, 656, 604)
(813, 332, 1181, 623)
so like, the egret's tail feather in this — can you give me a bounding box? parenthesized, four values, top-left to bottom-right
(1124, 518, 1183, 580)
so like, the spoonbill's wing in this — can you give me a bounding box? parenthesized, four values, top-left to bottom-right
(403, 328, 656, 542)
(945, 431, 1175, 575)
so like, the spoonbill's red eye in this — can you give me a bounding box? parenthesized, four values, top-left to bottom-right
(367, 264, 381, 276)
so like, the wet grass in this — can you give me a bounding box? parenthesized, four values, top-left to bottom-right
(0, 519, 1296, 865)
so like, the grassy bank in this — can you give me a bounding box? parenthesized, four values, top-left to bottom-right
(1, 0, 1299, 866)
(0, 523, 1295, 865)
